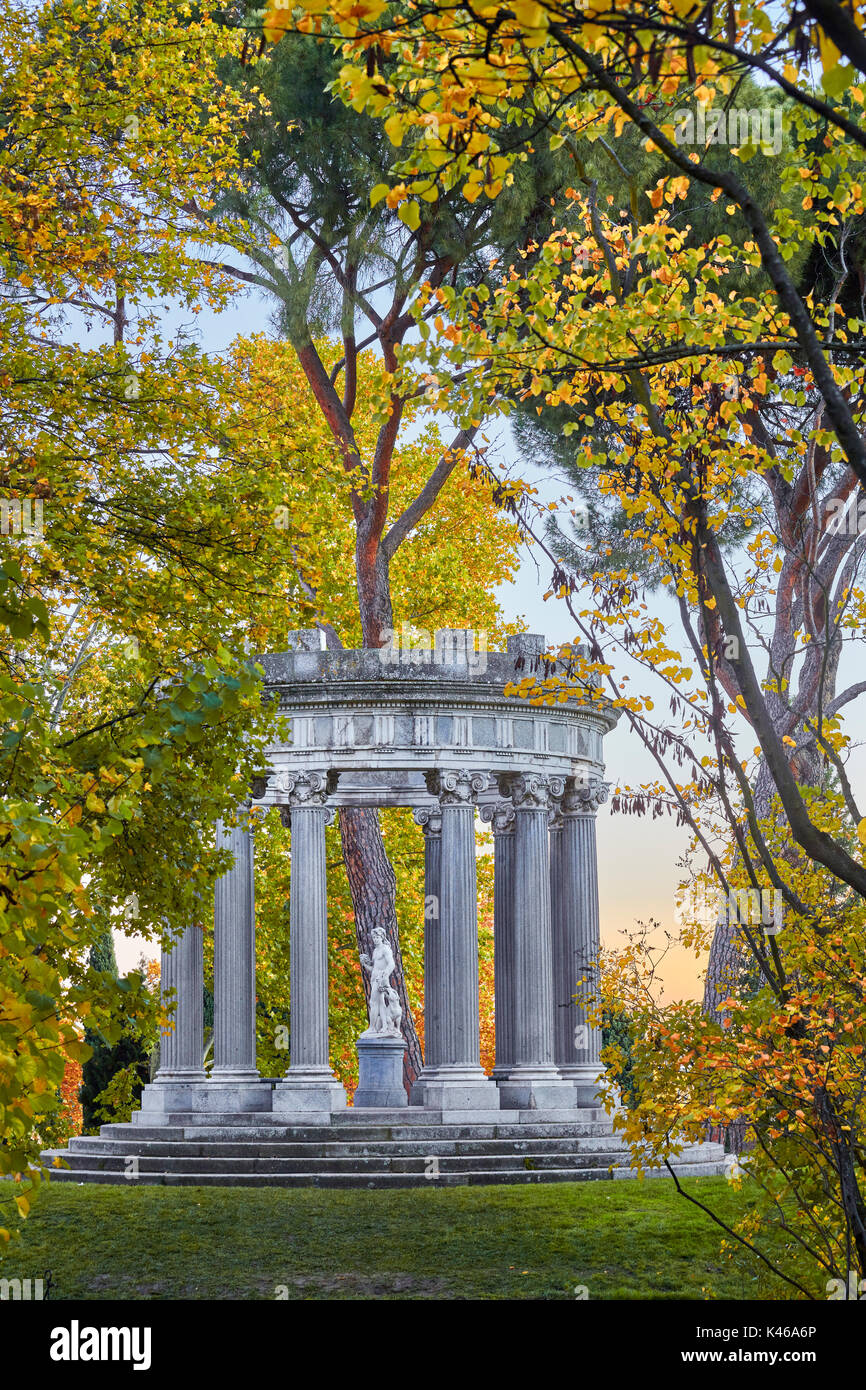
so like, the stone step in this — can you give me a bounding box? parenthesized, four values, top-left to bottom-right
(41, 1160, 726, 1188)
(110, 1121, 616, 1143)
(43, 1149, 644, 1175)
(131, 1108, 610, 1129)
(43, 1116, 726, 1187)
(68, 1135, 626, 1159)
(42, 1142, 724, 1177)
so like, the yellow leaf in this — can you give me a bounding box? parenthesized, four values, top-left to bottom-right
(384, 113, 405, 147)
(262, 6, 292, 42)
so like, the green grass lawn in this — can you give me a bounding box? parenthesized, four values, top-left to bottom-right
(1, 1176, 786, 1300)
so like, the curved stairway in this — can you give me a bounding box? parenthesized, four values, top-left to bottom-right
(42, 1108, 726, 1187)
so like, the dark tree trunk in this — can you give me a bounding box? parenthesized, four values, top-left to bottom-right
(339, 806, 424, 1091)
(335, 540, 425, 1093)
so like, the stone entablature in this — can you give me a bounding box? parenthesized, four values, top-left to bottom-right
(253, 631, 617, 810)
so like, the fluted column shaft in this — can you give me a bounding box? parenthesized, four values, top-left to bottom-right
(439, 799, 481, 1065)
(512, 801, 556, 1066)
(157, 921, 204, 1078)
(414, 809, 442, 1067)
(410, 771, 499, 1109)
(289, 804, 331, 1068)
(272, 771, 346, 1114)
(481, 802, 516, 1076)
(555, 778, 608, 1104)
(495, 773, 576, 1109)
(213, 815, 258, 1079)
(549, 812, 565, 1063)
(559, 813, 600, 1067)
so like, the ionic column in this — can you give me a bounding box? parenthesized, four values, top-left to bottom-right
(155, 921, 205, 1081)
(410, 770, 499, 1110)
(272, 771, 346, 1115)
(555, 776, 609, 1106)
(495, 772, 576, 1110)
(211, 811, 260, 1091)
(413, 807, 442, 1067)
(480, 801, 516, 1079)
(549, 800, 564, 1069)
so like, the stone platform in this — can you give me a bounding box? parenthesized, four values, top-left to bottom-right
(42, 1108, 725, 1188)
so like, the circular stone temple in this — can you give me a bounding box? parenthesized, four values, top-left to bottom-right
(147, 628, 616, 1118)
(44, 629, 726, 1184)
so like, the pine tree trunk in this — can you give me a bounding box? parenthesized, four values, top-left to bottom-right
(335, 537, 425, 1093)
(339, 806, 424, 1091)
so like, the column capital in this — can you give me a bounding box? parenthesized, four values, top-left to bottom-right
(425, 769, 487, 805)
(274, 769, 339, 806)
(413, 806, 442, 837)
(479, 800, 515, 835)
(498, 772, 565, 811)
(561, 776, 610, 817)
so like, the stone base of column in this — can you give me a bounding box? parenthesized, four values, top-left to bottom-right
(135, 1076, 273, 1122)
(496, 1066, 577, 1111)
(202, 1074, 272, 1113)
(353, 1036, 407, 1108)
(557, 1064, 608, 1107)
(209, 1067, 262, 1085)
(409, 1065, 500, 1110)
(272, 1066, 347, 1116)
(135, 1076, 204, 1123)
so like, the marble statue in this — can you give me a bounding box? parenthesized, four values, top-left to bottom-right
(359, 927, 403, 1038)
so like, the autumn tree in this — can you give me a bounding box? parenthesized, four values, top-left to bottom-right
(0, 0, 304, 1240)
(256, 0, 866, 1286)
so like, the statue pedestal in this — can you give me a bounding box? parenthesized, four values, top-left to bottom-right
(354, 1035, 407, 1108)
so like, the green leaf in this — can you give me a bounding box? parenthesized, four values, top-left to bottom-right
(821, 62, 854, 98)
(398, 200, 421, 231)
(772, 350, 793, 376)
